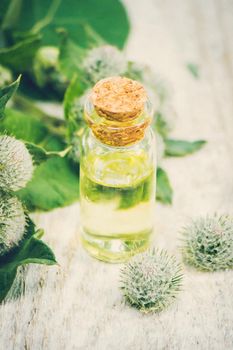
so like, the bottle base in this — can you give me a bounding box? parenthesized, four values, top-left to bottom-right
(81, 229, 152, 263)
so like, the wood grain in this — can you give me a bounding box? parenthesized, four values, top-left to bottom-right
(1, 0, 233, 349)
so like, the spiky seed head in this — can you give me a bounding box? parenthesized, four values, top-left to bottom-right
(0, 135, 34, 191)
(126, 62, 146, 82)
(0, 65, 13, 88)
(38, 46, 59, 66)
(120, 249, 183, 313)
(181, 214, 233, 271)
(126, 62, 175, 134)
(33, 46, 68, 90)
(0, 192, 26, 257)
(83, 45, 127, 84)
(126, 62, 172, 106)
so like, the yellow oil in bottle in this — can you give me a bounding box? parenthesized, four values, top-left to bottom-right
(80, 150, 156, 262)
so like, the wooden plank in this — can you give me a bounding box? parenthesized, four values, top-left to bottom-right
(0, 0, 233, 349)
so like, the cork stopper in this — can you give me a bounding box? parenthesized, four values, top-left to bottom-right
(90, 76, 147, 122)
(85, 76, 153, 147)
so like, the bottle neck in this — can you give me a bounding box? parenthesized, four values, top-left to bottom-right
(84, 97, 153, 147)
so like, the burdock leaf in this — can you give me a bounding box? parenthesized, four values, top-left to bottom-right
(0, 0, 22, 31)
(29, 0, 60, 34)
(0, 33, 41, 72)
(58, 32, 87, 80)
(0, 76, 20, 118)
(0, 268, 17, 303)
(13, 0, 130, 49)
(186, 63, 200, 79)
(0, 108, 50, 144)
(17, 157, 79, 211)
(25, 141, 71, 165)
(64, 74, 89, 120)
(156, 167, 173, 204)
(165, 139, 206, 157)
(83, 23, 106, 48)
(63, 75, 89, 140)
(0, 217, 57, 303)
(1, 108, 79, 211)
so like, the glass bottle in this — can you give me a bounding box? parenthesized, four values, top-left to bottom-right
(80, 77, 156, 262)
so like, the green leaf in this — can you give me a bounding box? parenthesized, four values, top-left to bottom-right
(186, 63, 200, 79)
(0, 108, 50, 144)
(0, 268, 17, 302)
(13, 0, 130, 49)
(59, 25, 106, 80)
(165, 139, 206, 157)
(1, 108, 79, 211)
(64, 75, 88, 119)
(82, 23, 106, 48)
(0, 0, 12, 26)
(0, 33, 41, 72)
(14, 236, 56, 265)
(58, 32, 87, 80)
(156, 167, 173, 204)
(17, 157, 79, 211)
(25, 141, 71, 165)
(0, 0, 23, 31)
(30, 0, 60, 35)
(0, 76, 20, 118)
(0, 107, 64, 151)
(0, 217, 56, 303)
(63, 75, 89, 139)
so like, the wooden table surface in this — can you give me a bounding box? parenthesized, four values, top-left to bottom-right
(1, 0, 233, 349)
